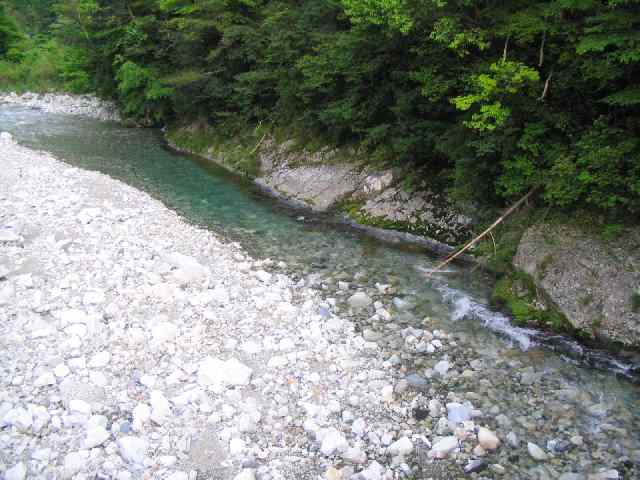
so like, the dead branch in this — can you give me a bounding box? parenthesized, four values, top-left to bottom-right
(503, 35, 510, 62)
(426, 187, 539, 277)
(538, 30, 546, 67)
(250, 133, 267, 155)
(539, 70, 553, 101)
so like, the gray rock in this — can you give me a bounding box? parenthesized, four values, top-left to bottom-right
(348, 292, 372, 309)
(527, 442, 548, 461)
(514, 222, 640, 346)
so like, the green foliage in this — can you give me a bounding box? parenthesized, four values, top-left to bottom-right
(2, 0, 640, 216)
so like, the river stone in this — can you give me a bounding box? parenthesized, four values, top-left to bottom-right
(197, 356, 252, 387)
(85, 425, 110, 448)
(118, 436, 147, 465)
(478, 427, 500, 450)
(447, 402, 471, 423)
(527, 442, 548, 461)
(348, 292, 372, 309)
(514, 222, 640, 347)
(429, 436, 458, 459)
(5, 462, 26, 480)
(233, 470, 256, 480)
(387, 437, 413, 456)
(320, 428, 349, 456)
(464, 459, 487, 474)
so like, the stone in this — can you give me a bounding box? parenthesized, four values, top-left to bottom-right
(478, 427, 500, 450)
(63, 451, 88, 478)
(325, 467, 342, 480)
(150, 390, 172, 424)
(433, 360, 450, 376)
(5, 462, 27, 480)
(430, 436, 459, 459)
(447, 402, 472, 423)
(464, 459, 487, 474)
(233, 470, 256, 480)
(229, 438, 246, 456)
(387, 437, 413, 457)
(528, 442, 548, 461)
(85, 425, 110, 448)
(347, 292, 372, 309)
(197, 356, 252, 387)
(69, 399, 92, 416)
(320, 428, 349, 456)
(167, 473, 189, 480)
(54, 363, 71, 378)
(152, 322, 178, 344)
(117, 436, 147, 465)
(356, 461, 384, 480)
(133, 403, 151, 429)
(342, 446, 367, 464)
(34, 371, 56, 387)
(88, 351, 111, 368)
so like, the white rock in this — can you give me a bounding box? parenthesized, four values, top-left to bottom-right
(88, 351, 111, 368)
(197, 356, 252, 387)
(229, 437, 246, 455)
(83, 291, 105, 305)
(433, 360, 450, 376)
(132, 403, 151, 429)
(89, 370, 108, 387)
(34, 371, 56, 387)
(430, 436, 459, 459)
(388, 437, 413, 456)
(150, 390, 172, 424)
(478, 427, 500, 450)
(343, 446, 367, 464)
(69, 399, 92, 416)
(320, 428, 349, 456)
(527, 442, 548, 461)
(167, 472, 189, 480)
(63, 451, 88, 478)
(348, 415, 365, 434)
(4, 462, 26, 480)
(152, 322, 178, 344)
(3, 407, 32, 430)
(347, 292, 372, 309)
(233, 470, 256, 480)
(85, 425, 110, 448)
(255, 270, 272, 283)
(54, 363, 71, 378)
(357, 461, 384, 480)
(118, 436, 147, 465)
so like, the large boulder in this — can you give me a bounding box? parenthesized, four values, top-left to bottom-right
(514, 223, 640, 346)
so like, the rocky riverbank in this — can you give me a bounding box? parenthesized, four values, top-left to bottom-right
(0, 92, 120, 122)
(1, 130, 638, 479)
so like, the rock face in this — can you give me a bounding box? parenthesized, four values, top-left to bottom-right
(255, 139, 370, 212)
(514, 222, 640, 346)
(253, 138, 473, 245)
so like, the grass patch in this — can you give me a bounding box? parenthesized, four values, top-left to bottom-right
(632, 290, 640, 313)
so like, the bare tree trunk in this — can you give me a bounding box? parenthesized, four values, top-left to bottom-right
(539, 70, 553, 101)
(503, 35, 510, 62)
(539, 30, 546, 67)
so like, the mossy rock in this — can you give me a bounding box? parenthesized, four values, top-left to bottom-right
(491, 271, 572, 333)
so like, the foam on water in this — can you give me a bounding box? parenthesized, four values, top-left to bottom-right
(438, 285, 538, 350)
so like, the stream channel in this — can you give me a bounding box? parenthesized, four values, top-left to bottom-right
(1, 104, 638, 478)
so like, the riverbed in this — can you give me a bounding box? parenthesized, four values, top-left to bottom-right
(1, 103, 638, 479)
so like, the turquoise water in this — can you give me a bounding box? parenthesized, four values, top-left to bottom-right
(1, 105, 639, 477)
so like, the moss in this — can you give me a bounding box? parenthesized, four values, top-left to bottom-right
(166, 123, 260, 178)
(537, 254, 554, 278)
(491, 271, 574, 333)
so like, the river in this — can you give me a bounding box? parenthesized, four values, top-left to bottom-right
(1, 104, 638, 478)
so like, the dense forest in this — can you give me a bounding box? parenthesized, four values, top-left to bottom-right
(1, 0, 639, 217)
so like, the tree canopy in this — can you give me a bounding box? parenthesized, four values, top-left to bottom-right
(1, 0, 639, 216)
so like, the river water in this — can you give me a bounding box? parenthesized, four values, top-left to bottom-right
(1, 105, 638, 478)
